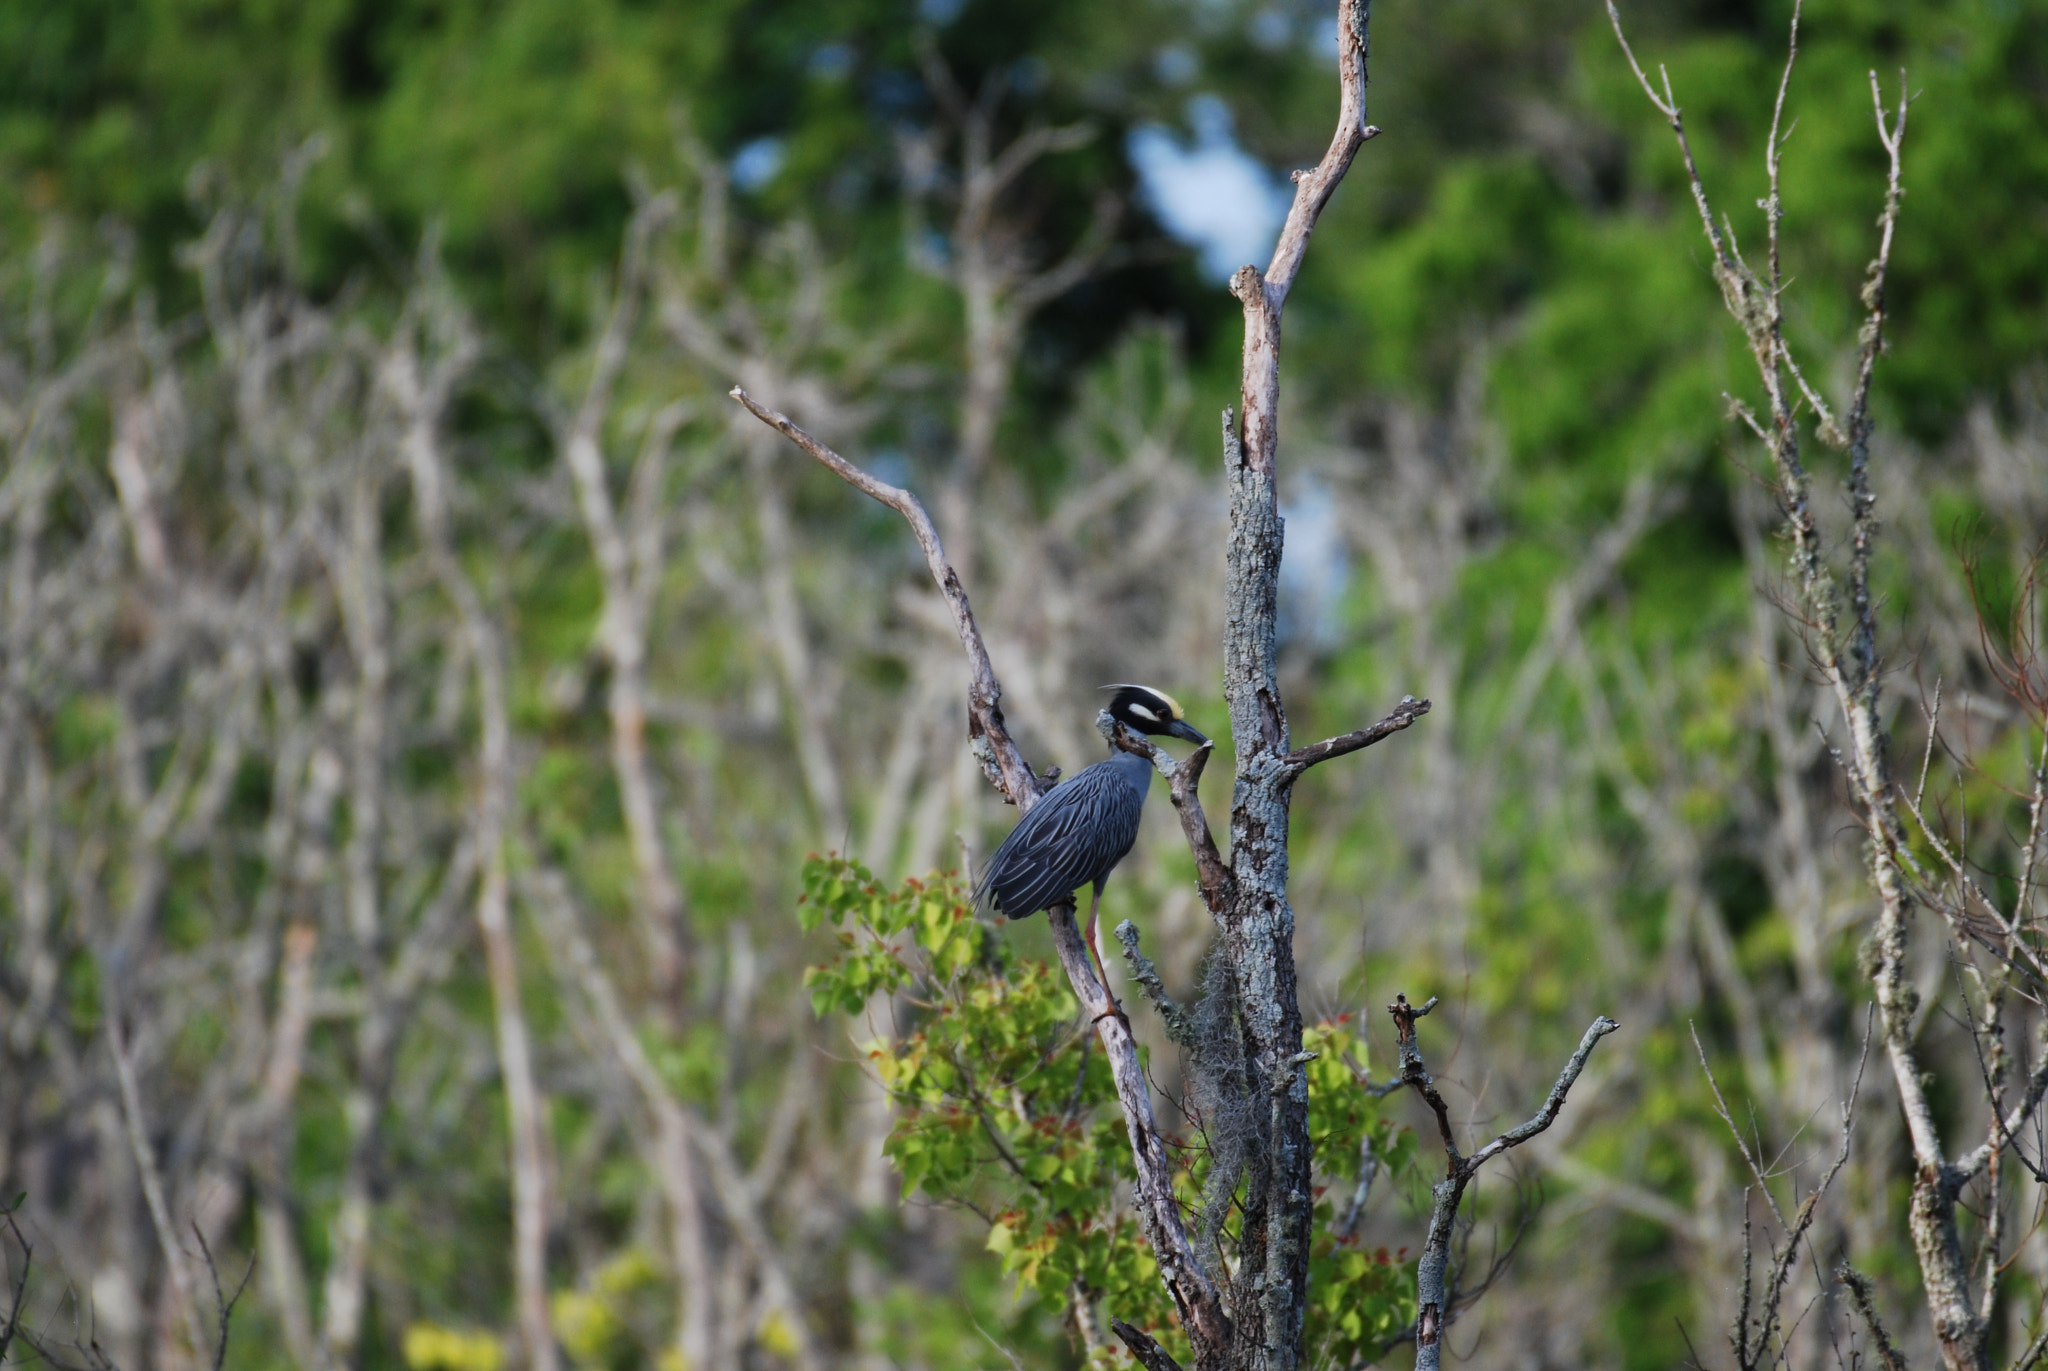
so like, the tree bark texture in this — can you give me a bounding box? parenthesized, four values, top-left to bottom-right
(1210, 5, 1376, 1366)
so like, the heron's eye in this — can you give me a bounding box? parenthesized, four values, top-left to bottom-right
(1127, 704, 1159, 722)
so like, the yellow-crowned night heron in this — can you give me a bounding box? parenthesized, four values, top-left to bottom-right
(974, 684, 1209, 981)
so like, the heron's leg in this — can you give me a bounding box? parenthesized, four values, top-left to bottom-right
(1085, 883, 1121, 1016)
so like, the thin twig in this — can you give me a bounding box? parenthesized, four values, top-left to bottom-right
(106, 1007, 210, 1360)
(1839, 1266, 1910, 1371)
(1917, 680, 1943, 811)
(0, 1204, 30, 1367)
(1691, 1021, 1790, 1228)
(190, 1223, 255, 1371)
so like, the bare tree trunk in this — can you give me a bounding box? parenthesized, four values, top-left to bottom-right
(1208, 5, 1378, 1365)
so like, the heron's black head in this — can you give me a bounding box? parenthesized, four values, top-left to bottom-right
(1103, 684, 1210, 747)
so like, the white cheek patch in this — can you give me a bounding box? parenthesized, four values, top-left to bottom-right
(1128, 704, 1160, 722)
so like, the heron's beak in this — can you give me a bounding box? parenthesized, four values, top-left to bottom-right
(1168, 719, 1211, 747)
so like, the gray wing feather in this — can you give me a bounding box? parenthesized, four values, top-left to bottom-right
(973, 759, 1146, 919)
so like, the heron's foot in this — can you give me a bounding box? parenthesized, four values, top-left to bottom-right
(1090, 997, 1128, 1028)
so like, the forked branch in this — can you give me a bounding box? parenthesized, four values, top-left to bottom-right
(1230, 0, 1378, 479)
(1261, 0, 1379, 306)
(1391, 994, 1619, 1371)
(191, 1224, 256, 1371)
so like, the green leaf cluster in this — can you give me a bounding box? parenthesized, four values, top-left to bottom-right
(801, 858, 1423, 1363)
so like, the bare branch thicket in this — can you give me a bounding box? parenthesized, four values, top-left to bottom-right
(669, 62, 1160, 864)
(521, 867, 826, 1371)
(1288, 346, 1892, 1365)
(0, 1200, 251, 1371)
(1241, 12, 2048, 1364)
(1609, 3, 2048, 1368)
(383, 263, 558, 1371)
(518, 191, 849, 1371)
(0, 209, 440, 1371)
(517, 97, 1222, 1371)
(1688, 1014, 1872, 1371)
(905, 34, 1120, 584)
(1362, 297, 2048, 1371)
(675, 80, 1228, 1371)
(558, 192, 694, 1012)
(0, 195, 613, 1371)
(732, 372, 1236, 1365)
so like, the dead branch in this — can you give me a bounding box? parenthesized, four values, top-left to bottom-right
(1392, 994, 1619, 1371)
(1280, 695, 1432, 777)
(727, 389, 1044, 811)
(190, 1225, 254, 1371)
(1841, 1266, 1911, 1371)
(1114, 1316, 1190, 1371)
(1100, 715, 1234, 912)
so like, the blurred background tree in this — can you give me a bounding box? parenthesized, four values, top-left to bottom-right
(0, 1, 2044, 1370)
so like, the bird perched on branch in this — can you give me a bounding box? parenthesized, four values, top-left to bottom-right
(974, 684, 1210, 985)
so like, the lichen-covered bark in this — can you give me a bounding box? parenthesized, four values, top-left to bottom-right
(1217, 423, 1311, 1371)
(1197, 6, 1378, 1367)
